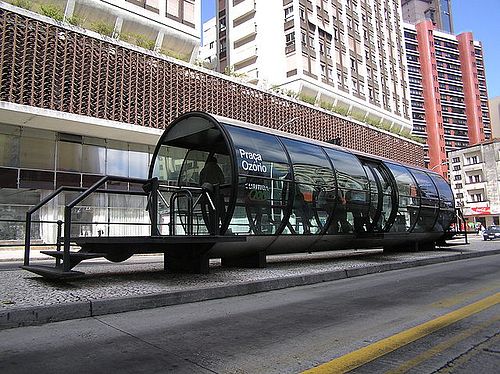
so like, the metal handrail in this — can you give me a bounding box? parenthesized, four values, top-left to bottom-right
(155, 184, 219, 236)
(169, 189, 194, 235)
(23, 176, 150, 269)
(24, 186, 82, 266)
(61, 176, 149, 271)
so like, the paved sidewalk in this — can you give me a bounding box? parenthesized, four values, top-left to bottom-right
(1, 237, 499, 330)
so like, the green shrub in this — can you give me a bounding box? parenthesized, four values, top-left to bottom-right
(319, 100, 334, 111)
(40, 3, 64, 21)
(299, 93, 316, 105)
(135, 34, 155, 50)
(120, 32, 156, 50)
(365, 117, 381, 127)
(161, 48, 190, 62)
(90, 20, 114, 37)
(350, 112, 366, 122)
(283, 89, 298, 98)
(331, 105, 349, 116)
(10, 0, 33, 10)
(67, 14, 84, 27)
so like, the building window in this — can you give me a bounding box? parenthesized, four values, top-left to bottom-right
(468, 174, 481, 183)
(453, 165, 461, 171)
(452, 157, 460, 163)
(285, 5, 294, 19)
(454, 174, 462, 181)
(455, 183, 462, 189)
(183, 0, 195, 25)
(166, 0, 179, 17)
(127, 0, 159, 13)
(470, 193, 483, 202)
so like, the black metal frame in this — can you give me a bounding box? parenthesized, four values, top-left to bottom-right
(23, 176, 149, 270)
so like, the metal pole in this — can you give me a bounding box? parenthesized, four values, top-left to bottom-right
(151, 178, 159, 236)
(23, 212, 31, 266)
(63, 207, 72, 272)
(56, 220, 63, 267)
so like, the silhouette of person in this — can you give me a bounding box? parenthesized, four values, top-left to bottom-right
(199, 155, 225, 186)
(293, 185, 312, 234)
(330, 188, 351, 233)
(199, 155, 226, 233)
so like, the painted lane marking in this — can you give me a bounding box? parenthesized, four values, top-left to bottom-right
(302, 292, 500, 374)
(386, 316, 499, 374)
(429, 283, 499, 309)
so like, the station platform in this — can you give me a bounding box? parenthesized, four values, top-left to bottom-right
(1, 237, 499, 330)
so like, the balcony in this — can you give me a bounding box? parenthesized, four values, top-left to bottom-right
(464, 181, 486, 191)
(233, 0, 256, 21)
(462, 162, 484, 172)
(232, 44, 257, 67)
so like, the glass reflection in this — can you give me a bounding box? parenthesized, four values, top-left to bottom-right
(325, 149, 369, 234)
(428, 173, 455, 231)
(410, 169, 439, 232)
(225, 126, 291, 235)
(385, 163, 420, 232)
(281, 139, 335, 234)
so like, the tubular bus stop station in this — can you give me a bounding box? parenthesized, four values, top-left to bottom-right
(22, 112, 459, 279)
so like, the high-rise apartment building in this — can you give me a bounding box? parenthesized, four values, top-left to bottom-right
(404, 21, 491, 177)
(401, 0, 453, 33)
(59, 0, 201, 61)
(215, 0, 413, 132)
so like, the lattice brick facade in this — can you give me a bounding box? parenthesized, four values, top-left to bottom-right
(0, 7, 424, 167)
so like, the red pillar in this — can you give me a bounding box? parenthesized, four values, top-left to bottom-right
(457, 32, 485, 145)
(415, 21, 447, 178)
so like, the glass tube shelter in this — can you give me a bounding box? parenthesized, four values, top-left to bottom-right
(149, 112, 455, 257)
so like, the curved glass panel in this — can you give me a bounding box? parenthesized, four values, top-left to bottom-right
(370, 165, 394, 231)
(385, 163, 420, 232)
(409, 169, 439, 232)
(281, 138, 336, 234)
(324, 149, 369, 234)
(427, 173, 455, 231)
(224, 125, 291, 235)
(150, 116, 232, 236)
(363, 165, 382, 232)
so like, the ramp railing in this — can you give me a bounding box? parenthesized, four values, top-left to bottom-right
(24, 177, 149, 269)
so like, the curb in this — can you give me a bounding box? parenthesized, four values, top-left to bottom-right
(2, 249, 500, 330)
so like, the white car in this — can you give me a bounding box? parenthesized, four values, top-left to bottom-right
(483, 226, 500, 241)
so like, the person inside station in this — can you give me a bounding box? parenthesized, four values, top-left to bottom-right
(293, 184, 313, 234)
(199, 155, 226, 232)
(329, 188, 352, 234)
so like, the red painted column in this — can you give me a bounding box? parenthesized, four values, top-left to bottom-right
(415, 21, 447, 178)
(457, 32, 485, 145)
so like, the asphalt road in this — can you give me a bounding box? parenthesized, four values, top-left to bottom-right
(0, 254, 498, 373)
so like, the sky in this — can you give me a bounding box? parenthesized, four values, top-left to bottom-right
(201, 0, 500, 98)
(453, 0, 500, 98)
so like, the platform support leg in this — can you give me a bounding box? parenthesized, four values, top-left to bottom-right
(164, 250, 210, 274)
(221, 251, 267, 269)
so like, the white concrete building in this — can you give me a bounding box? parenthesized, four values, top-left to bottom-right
(216, 0, 413, 132)
(448, 139, 500, 227)
(43, 0, 201, 61)
(489, 96, 500, 139)
(199, 16, 217, 69)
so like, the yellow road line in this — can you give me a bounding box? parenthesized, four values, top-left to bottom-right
(429, 283, 499, 309)
(386, 316, 500, 374)
(302, 292, 500, 374)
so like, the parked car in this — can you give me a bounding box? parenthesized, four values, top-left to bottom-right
(483, 226, 500, 241)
